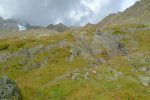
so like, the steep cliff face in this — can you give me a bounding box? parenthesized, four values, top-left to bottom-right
(97, 0, 150, 28)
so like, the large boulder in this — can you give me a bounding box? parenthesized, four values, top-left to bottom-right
(0, 75, 22, 100)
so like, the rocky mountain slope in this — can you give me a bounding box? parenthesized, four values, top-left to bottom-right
(97, 0, 150, 28)
(0, 0, 150, 100)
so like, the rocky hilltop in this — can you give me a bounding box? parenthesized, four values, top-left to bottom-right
(47, 23, 68, 32)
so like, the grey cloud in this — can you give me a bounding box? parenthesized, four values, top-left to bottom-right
(0, 0, 138, 26)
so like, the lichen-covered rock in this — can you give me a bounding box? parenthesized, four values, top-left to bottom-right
(0, 75, 22, 100)
(94, 30, 127, 56)
(84, 72, 90, 80)
(139, 75, 150, 87)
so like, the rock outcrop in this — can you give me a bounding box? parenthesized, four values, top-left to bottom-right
(94, 30, 127, 56)
(71, 32, 102, 65)
(69, 30, 127, 65)
(47, 23, 67, 32)
(0, 75, 22, 100)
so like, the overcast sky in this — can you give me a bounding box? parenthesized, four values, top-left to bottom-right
(0, 0, 138, 26)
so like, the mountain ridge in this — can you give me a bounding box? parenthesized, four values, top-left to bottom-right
(97, 0, 150, 28)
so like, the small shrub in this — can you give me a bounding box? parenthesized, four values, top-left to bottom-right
(0, 43, 9, 51)
(16, 42, 26, 48)
(113, 30, 126, 34)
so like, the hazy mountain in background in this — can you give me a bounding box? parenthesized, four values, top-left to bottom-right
(0, 17, 68, 32)
(46, 23, 68, 32)
(0, 17, 18, 31)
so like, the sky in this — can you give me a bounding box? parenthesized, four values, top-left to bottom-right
(0, 0, 139, 26)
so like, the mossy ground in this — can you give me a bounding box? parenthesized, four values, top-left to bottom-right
(0, 25, 150, 100)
